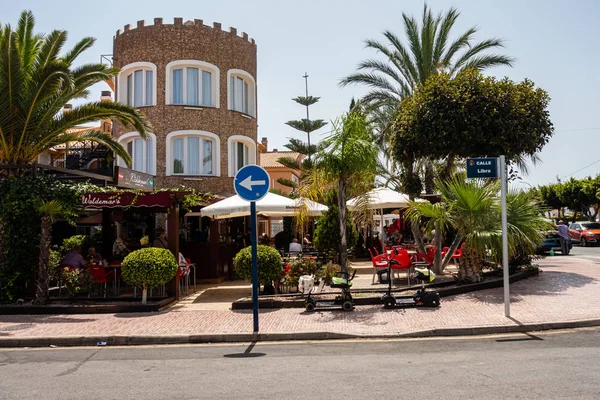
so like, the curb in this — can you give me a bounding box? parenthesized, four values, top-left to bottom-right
(2, 318, 599, 348)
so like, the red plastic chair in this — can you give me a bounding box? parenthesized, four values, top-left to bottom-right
(442, 247, 463, 264)
(415, 246, 436, 266)
(389, 250, 413, 285)
(88, 266, 115, 298)
(369, 248, 389, 284)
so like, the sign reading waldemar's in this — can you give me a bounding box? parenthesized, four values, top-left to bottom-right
(114, 166, 155, 190)
(466, 157, 499, 179)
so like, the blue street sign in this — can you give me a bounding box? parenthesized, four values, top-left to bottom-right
(234, 165, 271, 202)
(233, 164, 271, 333)
(466, 157, 499, 179)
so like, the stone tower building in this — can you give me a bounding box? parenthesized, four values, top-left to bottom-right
(112, 17, 257, 195)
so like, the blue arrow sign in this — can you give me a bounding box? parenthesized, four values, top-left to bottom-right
(234, 165, 271, 202)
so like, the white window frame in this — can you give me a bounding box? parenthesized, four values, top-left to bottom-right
(227, 69, 256, 117)
(166, 130, 221, 176)
(117, 132, 157, 175)
(227, 135, 257, 177)
(291, 174, 300, 184)
(116, 62, 157, 106)
(165, 60, 220, 107)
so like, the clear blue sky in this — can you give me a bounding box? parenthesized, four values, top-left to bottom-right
(5, 0, 600, 185)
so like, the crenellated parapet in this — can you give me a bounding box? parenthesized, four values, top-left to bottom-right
(114, 17, 256, 45)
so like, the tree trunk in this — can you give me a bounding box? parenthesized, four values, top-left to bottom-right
(424, 161, 435, 194)
(142, 283, 148, 304)
(431, 223, 443, 274)
(457, 244, 482, 283)
(445, 154, 456, 178)
(35, 215, 52, 304)
(441, 235, 462, 271)
(411, 222, 427, 254)
(337, 179, 348, 273)
(0, 220, 4, 271)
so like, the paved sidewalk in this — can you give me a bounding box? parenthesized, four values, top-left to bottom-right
(1, 255, 599, 344)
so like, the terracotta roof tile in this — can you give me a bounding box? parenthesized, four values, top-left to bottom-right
(259, 151, 303, 168)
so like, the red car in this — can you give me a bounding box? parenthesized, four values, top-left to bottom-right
(568, 222, 600, 247)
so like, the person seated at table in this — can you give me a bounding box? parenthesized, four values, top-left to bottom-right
(62, 246, 87, 271)
(289, 238, 303, 255)
(388, 229, 403, 246)
(87, 247, 103, 264)
(112, 232, 132, 261)
(153, 228, 168, 249)
(260, 233, 271, 245)
(303, 234, 312, 247)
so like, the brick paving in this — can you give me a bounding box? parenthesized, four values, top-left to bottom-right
(1, 256, 599, 338)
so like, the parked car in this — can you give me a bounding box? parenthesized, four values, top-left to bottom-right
(537, 228, 572, 254)
(568, 222, 600, 247)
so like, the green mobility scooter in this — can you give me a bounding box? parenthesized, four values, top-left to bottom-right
(303, 269, 357, 312)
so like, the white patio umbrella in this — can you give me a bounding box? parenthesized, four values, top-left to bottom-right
(200, 192, 327, 219)
(347, 187, 416, 252)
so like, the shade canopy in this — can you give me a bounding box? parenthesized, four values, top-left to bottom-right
(347, 187, 414, 210)
(200, 192, 327, 219)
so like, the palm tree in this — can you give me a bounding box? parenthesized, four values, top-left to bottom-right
(0, 11, 151, 174)
(299, 111, 378, 271)
(36, 200, 64, 304)
(407, 176, 549, 281)
(341, 4, 513, 253)
(340, 3, 513, 114)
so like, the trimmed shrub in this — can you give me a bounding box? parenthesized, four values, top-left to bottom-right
(61, 235, 89, 254)
(60, 267, 93, 300)
(122, 248, 178, 303)
(233, 245, 283, 286)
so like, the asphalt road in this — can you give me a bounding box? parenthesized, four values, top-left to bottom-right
(567, 244, 600, 261)
(2, 328, 600, 399)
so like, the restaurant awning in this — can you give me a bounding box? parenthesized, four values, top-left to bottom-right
(200, 192, 327, 220)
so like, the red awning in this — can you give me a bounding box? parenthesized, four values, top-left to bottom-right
(81, 192, 174, 209)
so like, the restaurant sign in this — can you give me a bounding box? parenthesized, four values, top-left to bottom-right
(466, 157, 499, 179)
(81, 192, 173, 208)
(115, 167, 154, 190)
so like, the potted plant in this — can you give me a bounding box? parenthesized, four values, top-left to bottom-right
(121, 248, 178, 304)
(233, 245, 283, 295)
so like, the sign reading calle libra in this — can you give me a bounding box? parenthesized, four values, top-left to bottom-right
(114, 167, 155, 190)
(466, 157, 499, 179)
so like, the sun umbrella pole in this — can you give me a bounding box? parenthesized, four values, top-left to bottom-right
(380, 208, 385, 254)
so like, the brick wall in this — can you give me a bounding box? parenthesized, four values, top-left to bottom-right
(112, 18, 257, 195)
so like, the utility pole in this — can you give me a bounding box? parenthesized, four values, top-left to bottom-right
(303, 73, 311, 161)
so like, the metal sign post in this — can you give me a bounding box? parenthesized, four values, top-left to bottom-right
(250, 201, 259, 332)
(499, 155, 510, 317)
(234, 165, 271, 333)
(467, 156, 510, 317)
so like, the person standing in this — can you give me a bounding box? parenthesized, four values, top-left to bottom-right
(153, 228, 168, 248)
(557, 220, 570, 255)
